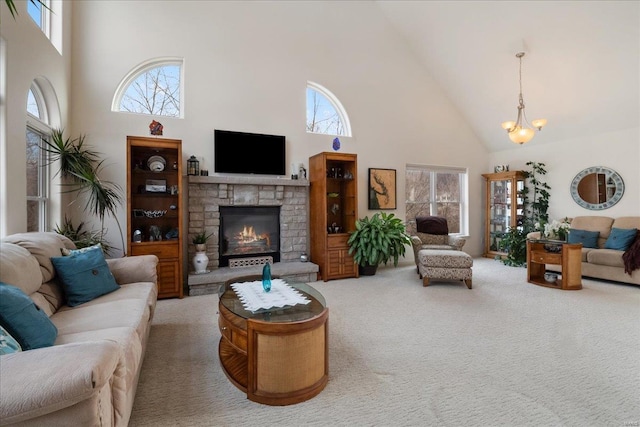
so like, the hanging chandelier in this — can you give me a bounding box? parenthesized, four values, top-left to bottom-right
(501, 52, 547, 145)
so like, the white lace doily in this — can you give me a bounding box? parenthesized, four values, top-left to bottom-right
(230, 279, 311, 312)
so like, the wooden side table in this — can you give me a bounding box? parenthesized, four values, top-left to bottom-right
(526, 240, 582, 290)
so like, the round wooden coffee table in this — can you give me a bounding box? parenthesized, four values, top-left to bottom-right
(218, 275, 328, 405)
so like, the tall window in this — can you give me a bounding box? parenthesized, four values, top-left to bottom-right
(306, 81, 351, 136)
(113, 58, 183, 118)
(28, 0, 50, 39)
(405, 165, 468, 234)
(26, 127, 48, 231)
(26, 83, 50, 232)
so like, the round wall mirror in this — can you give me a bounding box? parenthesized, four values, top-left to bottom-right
(570, 166, 624, 210)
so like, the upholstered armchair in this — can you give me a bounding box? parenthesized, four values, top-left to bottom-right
(410, 216, 466, 271)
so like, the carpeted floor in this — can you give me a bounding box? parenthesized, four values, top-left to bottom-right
(129, 257, 640, 427)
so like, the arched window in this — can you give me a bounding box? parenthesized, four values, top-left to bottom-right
(27, 84, 47, 122)
(26, 81, 52, 232)
(112, 58, 183, 118)
(306, 81, 351, 137)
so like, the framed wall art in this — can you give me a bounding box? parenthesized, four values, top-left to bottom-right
(368, 168, 396, 210)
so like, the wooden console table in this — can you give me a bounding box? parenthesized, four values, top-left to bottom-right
(218, 276, 328, 405)
(526, 240, 582, 290)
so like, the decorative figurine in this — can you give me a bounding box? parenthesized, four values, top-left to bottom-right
(149, 120, 163, 136)
(262, 262, 272, 292)
(332, 137, 341, 151)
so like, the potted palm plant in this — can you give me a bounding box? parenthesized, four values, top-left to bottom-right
(41, 129, 124, 254)
(347, 212, 411, 275)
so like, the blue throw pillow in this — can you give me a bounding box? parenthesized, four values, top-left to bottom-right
(51, 245, 120, 307)
(604, 228, 638, 251)
(568, 229, 600, 248)
(0, 282, 57, 350)
(0, 325, 22, 355)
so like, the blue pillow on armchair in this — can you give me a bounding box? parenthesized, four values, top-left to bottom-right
(568, 229, 600, 248)
(51, 245, 120, 307)
(604, 228, 638, 251)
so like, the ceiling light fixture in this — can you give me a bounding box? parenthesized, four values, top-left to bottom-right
(501, 52, 547, 145)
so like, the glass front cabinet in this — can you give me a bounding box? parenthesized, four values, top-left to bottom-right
(309, 152, 358, 281)
(482, 171, 526, 258)
(127, 136, 183, 298)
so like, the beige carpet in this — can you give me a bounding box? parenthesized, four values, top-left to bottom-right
(129, 258, 640, 426)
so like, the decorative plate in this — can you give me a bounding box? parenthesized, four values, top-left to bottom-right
(147, 155, 166, 172)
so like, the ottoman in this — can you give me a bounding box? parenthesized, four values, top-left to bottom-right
(418, 249, 473, 289)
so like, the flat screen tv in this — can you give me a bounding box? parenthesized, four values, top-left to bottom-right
(214, 129, 286, 176)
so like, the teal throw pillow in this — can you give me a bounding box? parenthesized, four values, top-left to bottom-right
(568, 229, 600, 248)
(51, 245, 119, 307)
(604, 228, 638, 251)
(0, 282, 57, 350)
(0, 325, 22, 355)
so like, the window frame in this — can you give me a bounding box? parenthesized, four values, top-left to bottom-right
(28, 0, 51, 40)
(27, 84, 48, 122)
(26, 124, 50, 233)
(306, 81, 352, 137)
(112, 57, 184, 118)
(405, 164, 469, 236)
(26, 81, 51, 232)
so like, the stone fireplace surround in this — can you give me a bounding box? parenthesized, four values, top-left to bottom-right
(186, 175, 318, 296)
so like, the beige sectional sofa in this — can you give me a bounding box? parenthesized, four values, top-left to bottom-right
(0, 232, 158, 426)
(529, 216, 640, 286)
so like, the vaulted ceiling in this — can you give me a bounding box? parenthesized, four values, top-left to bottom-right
(375, 1, 639, 152)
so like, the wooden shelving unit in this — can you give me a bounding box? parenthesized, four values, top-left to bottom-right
(309, 152, 358, 281)
(127, 136, 183, 298)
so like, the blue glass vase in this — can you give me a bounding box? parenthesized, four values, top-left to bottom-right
(262, 263, 271, 292)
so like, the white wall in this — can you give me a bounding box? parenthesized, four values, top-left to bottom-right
(490, 127, 640, 221)
(0, 0, 71, 235)
(69, 1, 489, 257)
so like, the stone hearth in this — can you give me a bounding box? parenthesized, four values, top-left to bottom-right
(186, 175, 318, 295)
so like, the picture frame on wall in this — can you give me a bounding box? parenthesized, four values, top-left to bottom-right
(368, 168, 397, 210)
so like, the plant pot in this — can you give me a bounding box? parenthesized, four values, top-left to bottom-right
(192, 251, 209, 274)
(359, 264, 378, 276)
(195, 243, 207, 252)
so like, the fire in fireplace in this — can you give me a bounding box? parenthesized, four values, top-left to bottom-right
(219, 206, 280, 266)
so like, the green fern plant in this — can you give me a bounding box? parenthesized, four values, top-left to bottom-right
(54, 216, 112, 254)
(347, 212, 411, 268)
(193, 231, 214, 245)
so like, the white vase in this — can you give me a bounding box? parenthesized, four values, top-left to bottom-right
(193, 251, 209, 274)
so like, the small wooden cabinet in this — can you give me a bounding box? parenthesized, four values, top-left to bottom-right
(482, 171, 526, 258)
(309, 152, 358, 281)
(127, 136, 183, 298)
(527, 240, 582, 290)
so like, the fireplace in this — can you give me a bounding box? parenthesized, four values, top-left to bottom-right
(219, 206, 280, 267)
